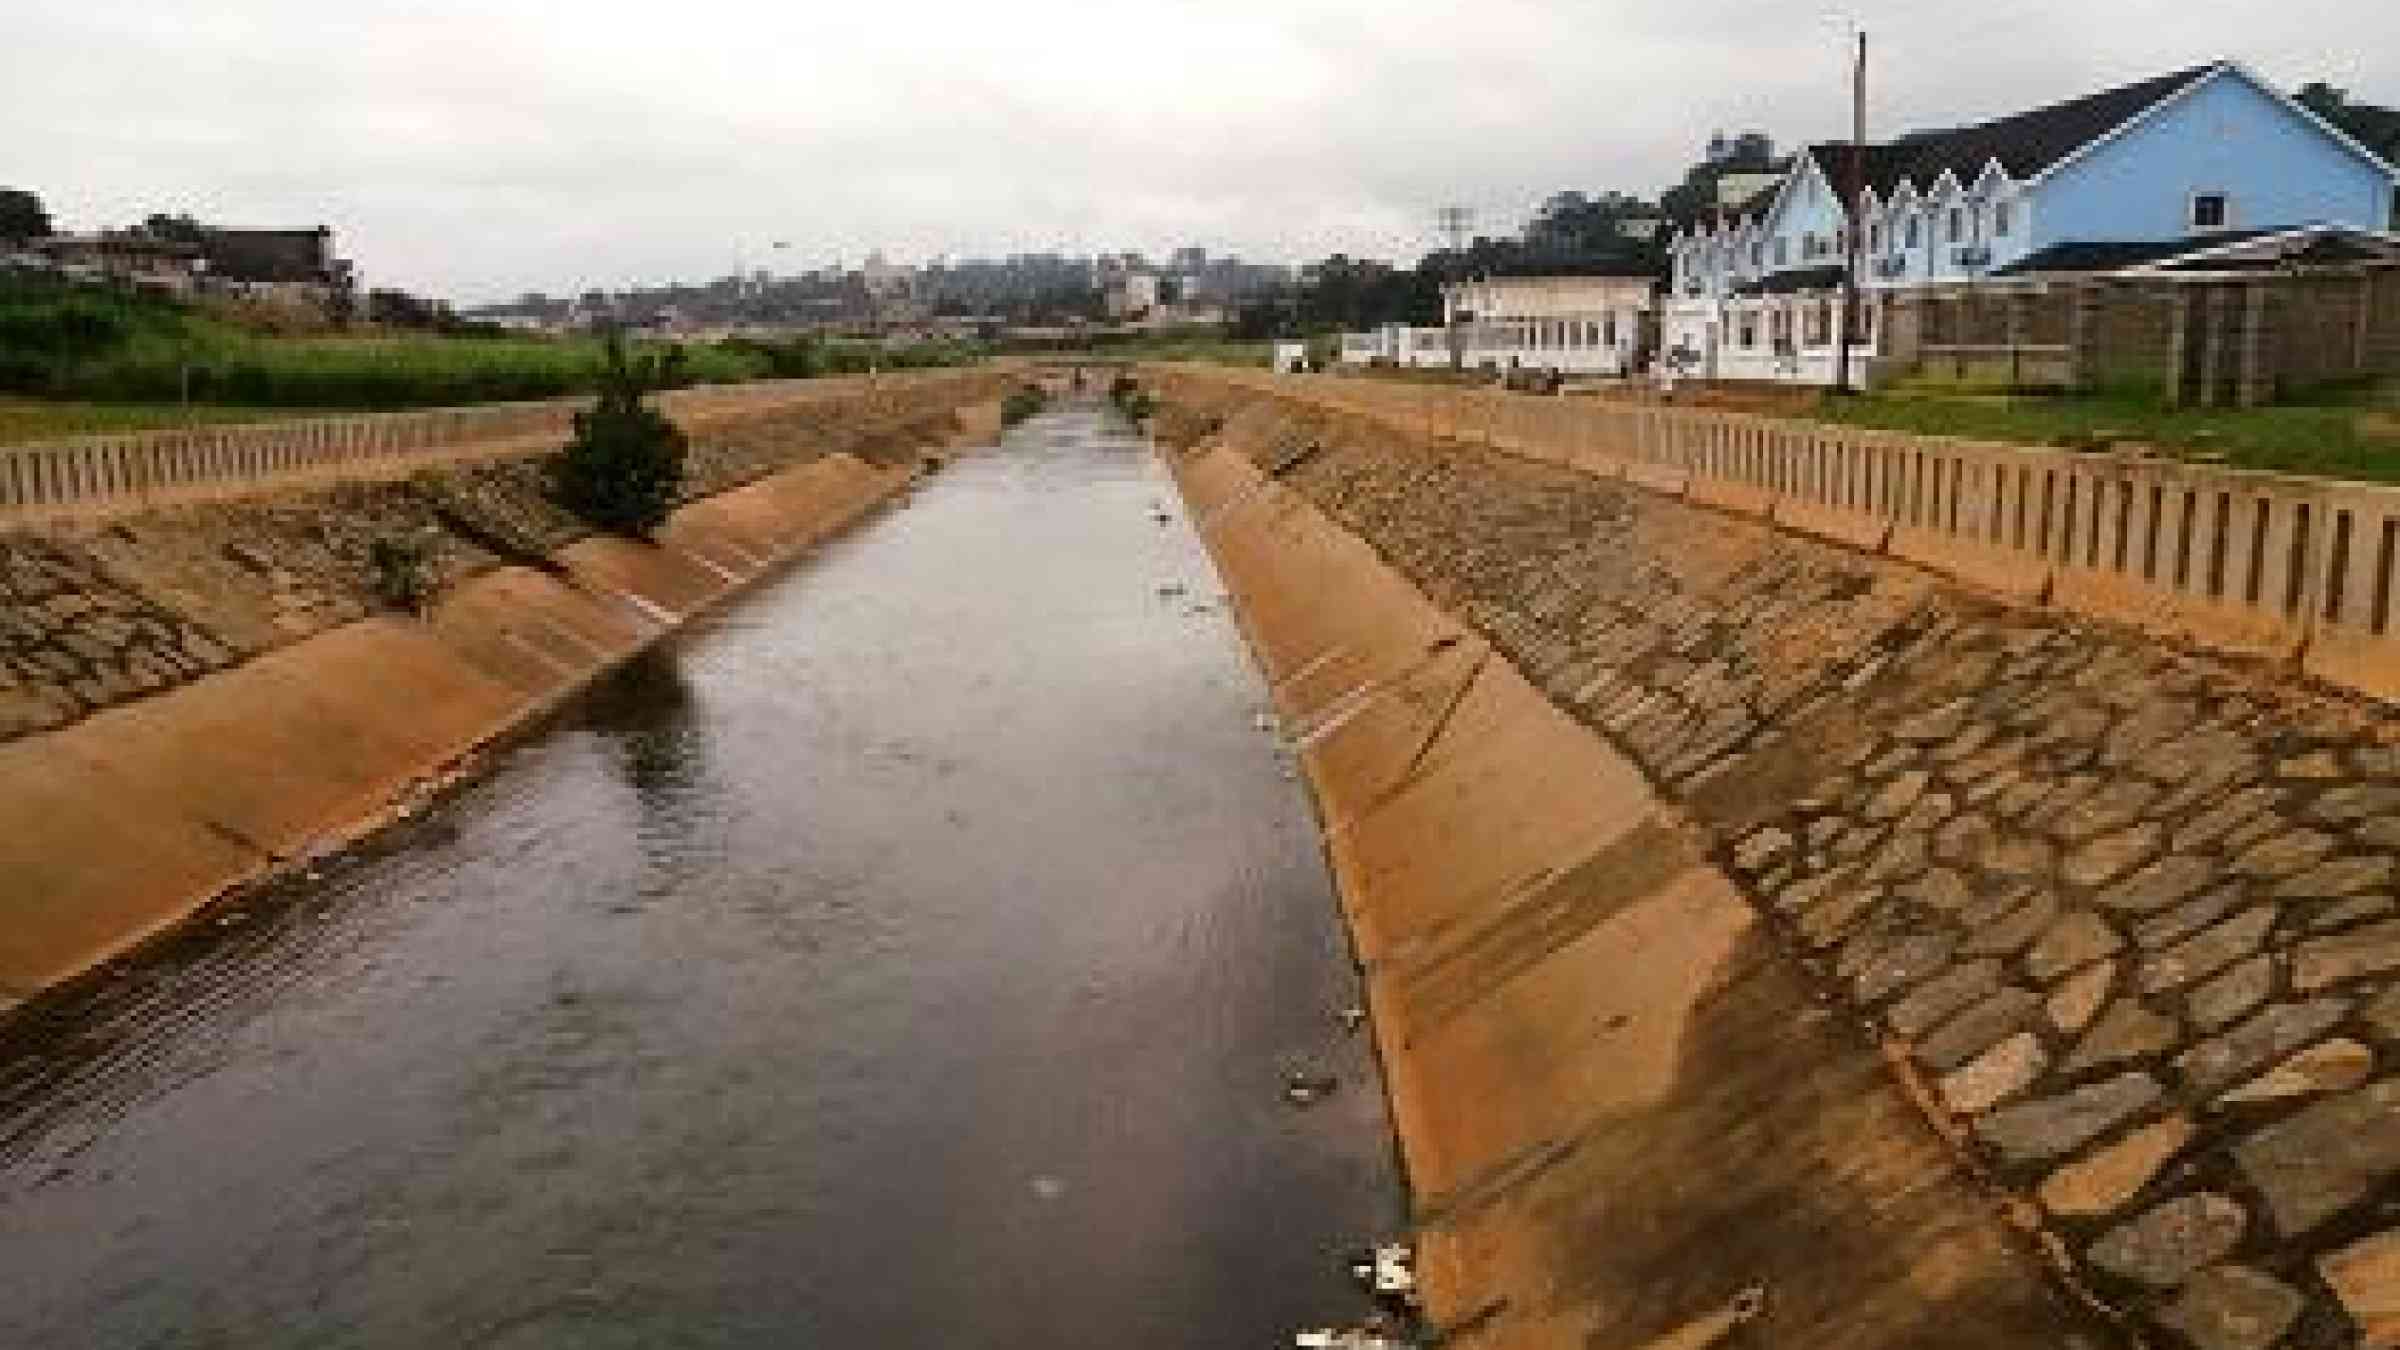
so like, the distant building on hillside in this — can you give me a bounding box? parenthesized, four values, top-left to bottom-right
(200, 226, 354, 312)
(21, 223, 354, 316)
(1103, 271, 1159, 318)
(26, 232, 204, 293)
(860, 250, 912, 301)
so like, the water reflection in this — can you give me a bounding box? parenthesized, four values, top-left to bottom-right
(584, 647, 704, 805)
(580, 645, 720, 899)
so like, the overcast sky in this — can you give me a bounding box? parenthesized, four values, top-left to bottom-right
(9, 0, 2394, 303)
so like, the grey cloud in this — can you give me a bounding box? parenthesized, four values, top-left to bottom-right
(7, 0, 2395, 302)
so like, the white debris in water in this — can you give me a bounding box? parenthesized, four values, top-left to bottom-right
(1282, 1069, 1338, 1106)
(1369, 1244, 1415, 1299)
(1028, 1175, 1067, 1202)
(1295, 1331, 1406, 1349)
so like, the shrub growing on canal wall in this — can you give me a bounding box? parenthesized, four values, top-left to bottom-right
(549, 328, 690, 535)
(1108, 373, 1158, 424)
(368, 532, 435, 612)
(1001, 384, 1047, 426)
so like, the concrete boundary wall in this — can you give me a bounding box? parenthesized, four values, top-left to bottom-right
(0, 440, 950, 1004)
(0, 369, 989, 523)
(1170, 367, 2400, 704)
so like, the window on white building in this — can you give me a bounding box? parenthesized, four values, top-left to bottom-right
(1947, 208, 1964, 242)
(1603, 315, 1617, 347)
(1904, 215, 1921, 248)
(1994, 201, 2014, 237)
(1774, 238, 1789, 266)
(2191, 192, 2229, 230)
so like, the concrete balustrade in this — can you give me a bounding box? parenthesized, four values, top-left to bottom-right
(0, 369, 982, 524)
(1162, 365, 2400, 705)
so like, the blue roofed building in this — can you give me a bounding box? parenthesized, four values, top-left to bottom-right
(1663, 61, 2400, 391)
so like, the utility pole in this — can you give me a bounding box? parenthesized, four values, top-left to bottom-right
(1437, 205, 1474, 370)
(1835, 28, 1867, 394)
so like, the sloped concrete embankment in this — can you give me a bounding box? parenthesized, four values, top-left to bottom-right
(1163, 415, 2103, 1348)
(0, 380, 1005, 1003)
(1155, 372, 2400, 1350)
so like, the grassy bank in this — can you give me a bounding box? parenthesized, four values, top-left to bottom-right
(1808, 382, 2400, 482)
(1028, 334, 1272, 367)
(0, 397, 326, 445)
(0, 275, 985, 420)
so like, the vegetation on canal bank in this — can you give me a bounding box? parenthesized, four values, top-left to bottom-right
(1042, 333, 1274, 368)
(1109, 373, 1158, 422)
(1806, 379, 2400, 483)
(1001, 384, 1047, 426)
(0, 274, 986, 433)
(1307, 364, 2400, 486)
(0, 394, 320, 444)
(548, 330, 689, 535)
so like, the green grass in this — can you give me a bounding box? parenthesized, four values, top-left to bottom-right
(1045, 334, 1274, 367)
(0, 274, 984, 415)
(68, 331, 769, 409)
(0, 397, 321, 446)
(1808, 383, 2400, 484)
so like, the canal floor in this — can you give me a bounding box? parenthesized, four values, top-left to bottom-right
(0, 405, 1400, 1348)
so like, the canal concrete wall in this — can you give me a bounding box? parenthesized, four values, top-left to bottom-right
(1153, 370, 2400, 1349)
(0, 377, 1007, 1001)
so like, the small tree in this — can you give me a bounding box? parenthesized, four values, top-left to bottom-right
(550, 327, 689, 535)
(1001, 383, 1046, 426)
(0, 188, 51, 244)
(136, 212, 208, 244)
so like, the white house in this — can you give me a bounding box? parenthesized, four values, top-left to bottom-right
(1329, 323, 1451, 368)
(1104, 271, 1159, 319)
(1442, 273, 1656, 376)
(1664, 60, 2400, 386)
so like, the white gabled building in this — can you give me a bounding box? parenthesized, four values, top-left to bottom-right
(1441, 273, 1656, 375)
(1337, 330, 1383, 365)
(1330, 322, 1464, 369)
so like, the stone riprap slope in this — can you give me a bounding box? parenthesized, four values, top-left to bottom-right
(1152, 374, 2399, 1350)
(0, 378, 1003, 742)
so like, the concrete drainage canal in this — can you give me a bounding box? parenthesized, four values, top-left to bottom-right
(0, 400, 1406, 1348)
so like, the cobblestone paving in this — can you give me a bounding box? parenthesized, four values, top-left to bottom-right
(0, 383, 999, 746)
(0, 536, 239, 739)
(1166, 383, 2400, 1350)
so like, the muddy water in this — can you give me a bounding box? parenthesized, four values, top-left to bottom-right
(0, 405, 1398, 1348)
